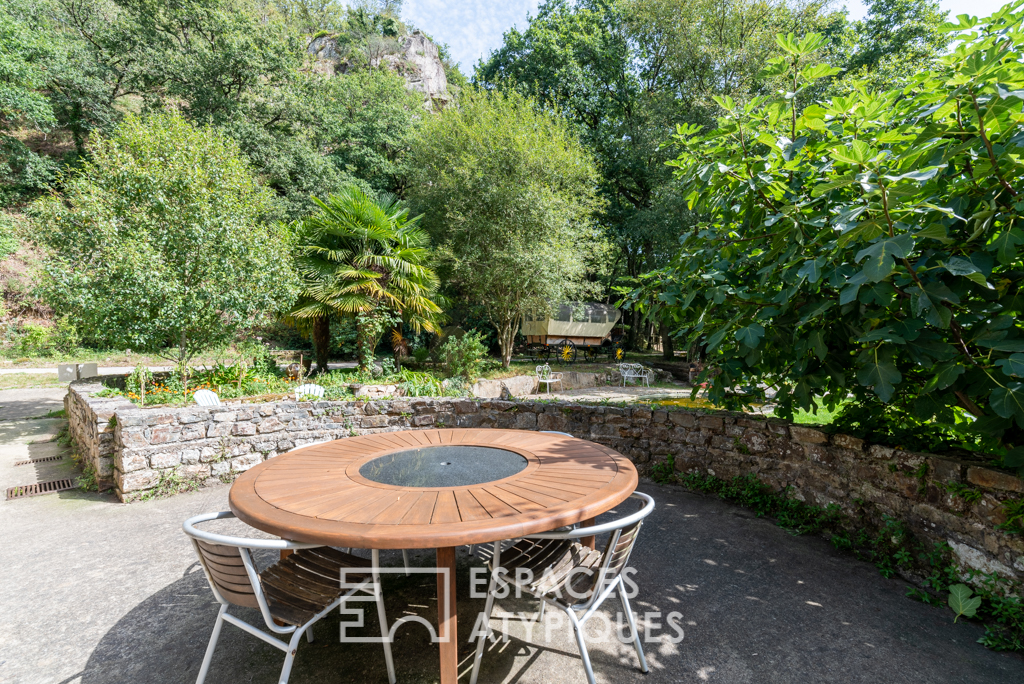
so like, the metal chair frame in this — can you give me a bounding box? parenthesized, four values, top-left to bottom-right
(183, 511, 396, 684)
(469, 492, 655, 684)
(536, 364, 563, 393)
(619, 363, 654, 387)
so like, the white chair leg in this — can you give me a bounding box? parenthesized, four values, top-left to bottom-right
(617, 579, 648, 673)
(196, 605, 227, 684)
(305, 625, 315, 643)
(470, 542, 502, 684)
(278, 629, 305, 684)
(567, 609, 597, 684)
(373, 550, 397, 684)
(538, 600, 546, 620)
(402, 549, 410, 575)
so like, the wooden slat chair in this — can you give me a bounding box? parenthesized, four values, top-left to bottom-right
(183, 511, 396, 684)
(469, 492, 656, 684)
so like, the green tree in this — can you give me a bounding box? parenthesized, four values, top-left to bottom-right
(407, 88, 603, 366)
(320, 69, 423, 195)
(0, 2, 59, 205)
(292, 186, 443, 372)
(31, 111, 296, 367)
(653, 7, 1024, 469)
(476, 0, 833, 349)
(824, 0, 950, 92)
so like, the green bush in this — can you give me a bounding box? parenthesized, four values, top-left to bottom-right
(51, 316, 80, 355)
(652, 9, 1024, 472)
(16, 322, 51, 356)
(440, 332, 487, 381)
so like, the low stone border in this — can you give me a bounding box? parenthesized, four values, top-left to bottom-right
(65, 380, 1023, 584)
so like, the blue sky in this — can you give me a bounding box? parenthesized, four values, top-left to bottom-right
(401, 0, 1014, 74)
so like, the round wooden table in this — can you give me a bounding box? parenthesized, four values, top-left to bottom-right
(229, 428, 638, 684)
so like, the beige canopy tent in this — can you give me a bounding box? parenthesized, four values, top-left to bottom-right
(520, 303, 622, 363)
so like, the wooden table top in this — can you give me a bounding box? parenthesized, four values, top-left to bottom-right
(229, 428, 638, 549)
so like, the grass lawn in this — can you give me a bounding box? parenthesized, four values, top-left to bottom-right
(0, 373, 68, 390)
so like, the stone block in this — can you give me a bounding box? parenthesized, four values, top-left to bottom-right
(145, 412, 175, 426)
(199, 447, 220, 463)
(180, 425, 206, 441)
(232, 422, 257, 436)
(929, 457, 962, 484)
(831, 433, 864, 450)
(181, 449, 201, 465)
(668, 411, 696, 428)
(213, 411, 237, 423)
(258, 417, 286, 433)
(178, 410, 209, 425)
(207, 422, 234, 437)
(790, 426, 827, 444)
(514, 412, 537, 429)
(58, 364, 78, 382)
(231, 453, 263, 472)
(361, 415, 389, 428)
(652, 410, 668, 424)
(180, 464, 211, 480)
(118, 468, 160, 493)
(148, 426, 180, 445)
(698, 415, 723, 431)
(150, 451, 182, 469)
(211, 461, 231, 477)
(967, 467, 1023, 493)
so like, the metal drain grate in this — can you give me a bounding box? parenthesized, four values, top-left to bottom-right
(6, 478, 77, 500)
(13, 455, 66, 466)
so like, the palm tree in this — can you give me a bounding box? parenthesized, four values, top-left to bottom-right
(292, 186, 444, 372)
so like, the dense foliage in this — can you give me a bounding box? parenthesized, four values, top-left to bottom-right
(31, 112, 296, 366)
(652, 8, 1024, 468)
(292, 186, 443, 371)
(407, 89, 603, 366)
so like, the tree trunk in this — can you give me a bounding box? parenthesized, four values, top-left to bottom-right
(660, 321, 674, 360)
(312, 315, 331, 374)
(495, 317, 516, 368)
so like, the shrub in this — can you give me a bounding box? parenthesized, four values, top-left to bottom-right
(440, 332, 486, 381)
(16, 322, 51, 356)
(654, 10, 1024, 472)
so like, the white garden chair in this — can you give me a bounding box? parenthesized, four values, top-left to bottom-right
(294, 383, 325, 401)
(469, 492, 655, 684)
(183, 511, 396, 684)
(536, 365, 562, 394)
(619, 363, 654, 387)
(193, 389, 221, 406)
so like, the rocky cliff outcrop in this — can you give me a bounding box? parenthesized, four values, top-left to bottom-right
(308, 31, 450, 110)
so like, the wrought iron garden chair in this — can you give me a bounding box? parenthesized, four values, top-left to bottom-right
(183, 511, 396, 684)
(536, 364, 562, 393)
(193, 389, 221, 406)
(619, 362, 654, 387)
(469, 491, 656, 684)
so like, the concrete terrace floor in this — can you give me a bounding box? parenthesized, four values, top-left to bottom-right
(1, 393, 1023, 683)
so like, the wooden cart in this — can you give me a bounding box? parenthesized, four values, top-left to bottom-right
(519, 302, 623, 363)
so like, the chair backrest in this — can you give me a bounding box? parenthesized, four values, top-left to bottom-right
(295, 383, 325, 400)
(536, 364, 553, 379)
(193, 389, 221, 406)
(526, 492, 655, 606)
(183, 511, 320, 634)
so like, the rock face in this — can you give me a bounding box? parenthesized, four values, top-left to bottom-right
(308, 31, 449, 110)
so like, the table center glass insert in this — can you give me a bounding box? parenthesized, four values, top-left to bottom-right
(359, 446, 528, 487)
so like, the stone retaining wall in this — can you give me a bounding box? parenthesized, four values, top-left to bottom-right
(64, 380, 1024, 583)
